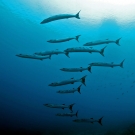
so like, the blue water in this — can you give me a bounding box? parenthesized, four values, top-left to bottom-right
(0, 1, 135, 135)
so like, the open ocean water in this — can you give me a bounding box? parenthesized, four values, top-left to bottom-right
(0, 0, 135, 135)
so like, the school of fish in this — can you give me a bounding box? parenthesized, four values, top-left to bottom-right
(16, 10, 125, 125)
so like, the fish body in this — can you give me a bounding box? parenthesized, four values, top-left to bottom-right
(16, 54, 50, 60)
(64, 46, 107, 57)
(47, 35, 81, 43)
(83, 38, 121, 46)
(34, 50, 69, 58)
(44, 103, 75, 112)
(40, 11, 81, 24)
(73, 116, 103, 125)
(89, 59, 125, 68)
(48, 75, 87, 87)
(57, 85, 82, 94)
(60, 66, 91, 73)
(56, 111, 78, 117)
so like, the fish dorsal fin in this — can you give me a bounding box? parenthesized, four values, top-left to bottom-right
(90, 118, 93, 119)
(71, 78, 74, 79)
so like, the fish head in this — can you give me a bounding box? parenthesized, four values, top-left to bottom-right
(64, 48, 69, 52)
(56, 113, 61, 116)
(48, 82, 58, 86)
(56, 90, 60, 93)
(34, 52, 42, 55)
(73, 119, 80, 122)
(47, 40, 55, 43)
(60, 68, 66, 71)
(16, 54, 23, 57)
(64, 48, 73, 52)
(89, 63, 94, 66)
(43, 104, 49, 107)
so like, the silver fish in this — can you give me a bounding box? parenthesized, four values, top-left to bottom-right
(89, 59, 125, 69)
(34, 49, 69, 58)
(43, 103, 75, 112)
(60, 66, 91, 73)
(73, 116, 103, 126)
(83, 38, 121, 46)
(48, 75, 87, 87)
(40, 10, 81, 24)
(16, 54, 50, 60)
(56, 111, 78, 117)
(57, 85, 82, 94)
(47, 35, 81, 43)
(64, 46, 107, 57)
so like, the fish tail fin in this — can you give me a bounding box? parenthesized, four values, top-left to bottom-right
(76, 111, 78, 117)
(77, 84, 82, 94)
(98, 116, 103, 126)
(80, 75, 87, 86)
(116, 37, 121, 46)
(69, 103, 75, 112)
(88, 66, 92, 73)
(76, 10, 81, 19)
(65, 52, 70, 58)
(75, 35, 81, 42)
(100, 46, 107, 56)
(120, 59, 125, 68)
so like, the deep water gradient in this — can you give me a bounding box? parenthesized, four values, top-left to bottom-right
(0, 0, 135, 135)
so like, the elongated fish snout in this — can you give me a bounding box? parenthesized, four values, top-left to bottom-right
(48, 83, 56, 86)
(73, 119, 78, 122)
(48, 83, 52, 86)
(43, 104, 48, 106)
(47, 40, 51, 42)
(60, 68, 65, 71)
(40, 21, 45, 24)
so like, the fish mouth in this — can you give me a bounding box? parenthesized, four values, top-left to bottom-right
(43, 104, 48, 106)
(73, 120, 77, 122)
(40, 21, 44, 24)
